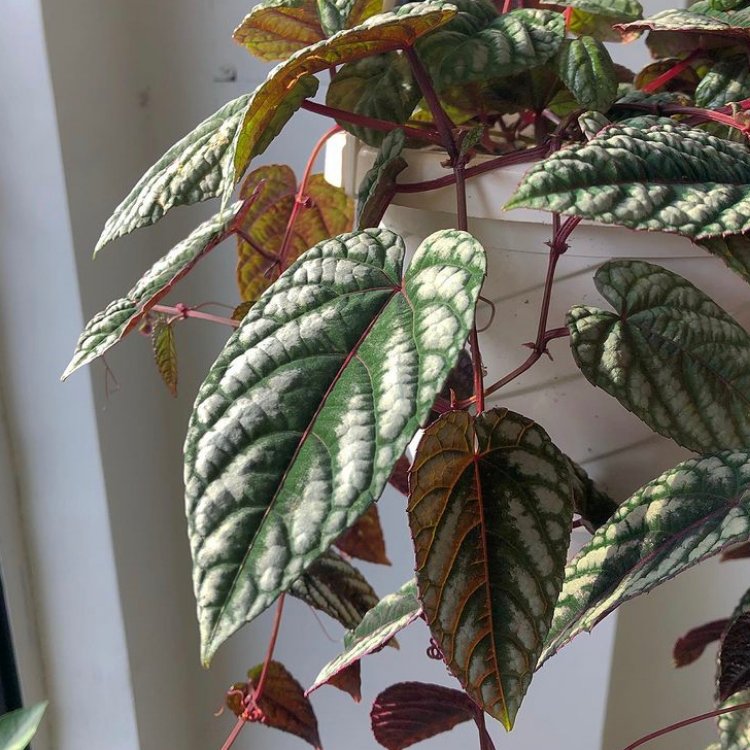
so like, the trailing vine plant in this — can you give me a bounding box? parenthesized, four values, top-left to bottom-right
(61, 0, 750, 747)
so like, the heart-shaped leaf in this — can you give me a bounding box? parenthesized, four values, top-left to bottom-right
(185, 228, 485, 664)
(327, 54, 419, 147)
(567, 457, 618, 532)
(698, 235, 750, 286)
(720, 612, 750, 702)
(227, 661, 322, 749)
(555, 36, 617, 112)
(236, 166, 353, 302)
(289, 549, 379, 630)
(308, 579, 422, 694)
(0, 703, 47, 750)
(409, 407, 573, 729)
(335, 504, 390, 565)
(673, 619, 729, 667)
(542, 451, 750, 663)
(371, 682, 478, 750)
(356, 129, 408, 229)
(416, 3, 565, 92)
(696, 55, 750, 109)
(95, 77, 316, 252)
(231, 0, 325, 61)
(567, 260, 750, 453)
(64, 203, 242, 379)
(150, 316, 178, 397)
(506, 122, 750, 240)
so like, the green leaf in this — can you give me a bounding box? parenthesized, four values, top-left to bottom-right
(0, 703, 47, 750)
(150, 316, 178, 397)
(64, 204, 241, 380)
(555, 36, 617, 112)
(542, 452, 750, 663)
(408, 408, 573, 729)
(289, 549, 379, 630)
(567, 259, 750, 453)
(308, 579, 422, 695)
(567, 457, 618, 532)
(578, 111, 611, 140)
(94, 76, 316, 252)
(542, 0, 642, 21)
(232, 1, 457, 187)
(696, 55, 750, 109)
(185, 227, 486, 664)
(566, 8, 641, 43)
(355, 129, 407, 230)
(698, 234, 750, 285)
(416, 2, 565, 92)
(506, 122, 750, 240)
(616, 8, 750, 39)
(230, 0, 325, 61)
(689, 0, 750, 28)
(326, 53, 420, 147)
(317, 0, 383, 35)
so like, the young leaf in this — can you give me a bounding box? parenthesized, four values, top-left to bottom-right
(232, 2, 457, 185)
(416, 3, 565, 92)
(150, 316, 178, 397)
(308, 579, 422, 694)
(409, 408, 574, 729)
(185, 228, 485, 665)
(326, 54, 420, 147)
(555, 36, 617, 111)
(335, 504, 390, 565)
(719, 612, 750, 702)
(232, 301, 255, 321)
(567, 457, 618, 532)
(230, 662, 322, 749)
(567, 260, 750, 453)
(289, 549, 379, 630)
(697, 235, 750, 286)
(566, 8, 640, 43)
(370, 682, 478, 750)
(541, 451, 750, 664)
(0, 702, 47, 750)
(506, 122, 750, 240)
(326, 661, 362, 702)
(355, 129, 407, 229)
(236, 166, 353, 302)
(95, 76, 316, 252)
(231, 0, 325, 61)
(578, 111, 610, 140)
(317, 0, 384, 38)
(542, 0, 642, 22)
(695, 55, 750, 109)
(673, 619, 728, 668)
(64, 204, 241, 380)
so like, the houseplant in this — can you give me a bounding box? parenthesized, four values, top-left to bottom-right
(61, 0, 750, 747)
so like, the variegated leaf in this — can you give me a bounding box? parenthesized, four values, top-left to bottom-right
(566, 8, 640, 43)
(542, 452, 750, 663)
(719, 612, 750, 702)
(95, 78, 315, 252)
(555, 36, 617, 112)
(718, 590, 750, 749)
(371, 682, 478, 750)
(308, 579, 422, 694)
(697, 235, 750, 286)
(185, 228, 485, 664)
(567, 260, 750, 453)
(416, 2, 565, 92)
(567, 457, 618, 532)
(335, 504, 390, 565)
(578, 111, 610, 140)
(289, 549, 379, 630)
(232, 2, 457, 187)
(326, 54, 419, 147)
(616, 8, 750, 39)
(0, 703, 47, 750)
(506, 122, 750, 240)
(356, 129, 407, 229)
(64, 204, 241, 379)
(696, 55, 750, 109)
(409, 408, 573, 729)
(542, 0, 642, 21)
(318, 0, 383, 36)
(236, 166, 353, 302)
(230, 0, 324, 61)
(150, 316, 178, 397)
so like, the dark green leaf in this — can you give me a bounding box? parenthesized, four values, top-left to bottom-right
(696, 55, 750, 109)
(555, 36, 618, 111)
(567, 457, 618, 532)
(697, 234, 750, 285)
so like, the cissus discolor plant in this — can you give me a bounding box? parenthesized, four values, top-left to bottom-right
(62, 0, 750, 747)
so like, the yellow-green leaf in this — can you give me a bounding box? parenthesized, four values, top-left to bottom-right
(150, 316, 178, 397)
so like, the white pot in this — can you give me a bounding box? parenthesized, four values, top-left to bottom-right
(324, 132, 750, 749)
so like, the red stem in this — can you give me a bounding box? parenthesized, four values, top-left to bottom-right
(253, 594, 286, 702)
(301, 99, 443, 145)
(620, 700, 750, 750)
(641, 49, 703, 94)
(219, 718, 246, 750)
(151, 304, 240, 328)
(277, 126, 340, 272)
